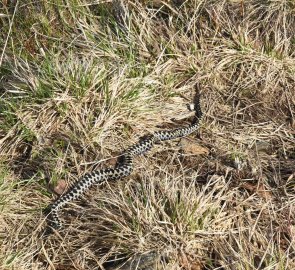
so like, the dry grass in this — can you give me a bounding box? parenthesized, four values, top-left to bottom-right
(0, 0, 295, 269)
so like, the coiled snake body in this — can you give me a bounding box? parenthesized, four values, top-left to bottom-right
(46, 95, 203, 231)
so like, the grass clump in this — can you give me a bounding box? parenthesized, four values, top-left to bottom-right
(1, 0, 295, 269)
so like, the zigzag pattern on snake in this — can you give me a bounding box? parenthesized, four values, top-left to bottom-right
(45, 94, 203, 232)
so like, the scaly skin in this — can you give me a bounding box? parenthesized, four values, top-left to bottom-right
(45, 95, 203, 232)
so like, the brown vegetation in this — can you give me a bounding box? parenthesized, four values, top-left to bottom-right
(0, 0, 295, 269)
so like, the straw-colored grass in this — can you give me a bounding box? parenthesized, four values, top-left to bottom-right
(1, 1, 295, 269)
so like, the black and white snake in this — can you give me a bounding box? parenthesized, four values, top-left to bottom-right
(45, 94, 203, 232)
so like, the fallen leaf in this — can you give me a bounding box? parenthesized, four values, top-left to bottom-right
(179, 252, 203, 270)
(53, 180, 68, 195)
(180, 138, 209, 155)
(241, 182, 272, 200)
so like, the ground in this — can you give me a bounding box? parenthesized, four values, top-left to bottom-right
(0, 1, 295, 269)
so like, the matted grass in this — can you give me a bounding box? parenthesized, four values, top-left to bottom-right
(0, 0, 295, 269)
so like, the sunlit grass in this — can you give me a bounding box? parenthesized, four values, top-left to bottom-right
(0, 0, 295, 269)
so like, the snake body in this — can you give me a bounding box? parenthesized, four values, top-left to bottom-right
(46, 95, 203, 231)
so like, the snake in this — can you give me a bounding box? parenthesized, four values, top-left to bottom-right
(45, 94, 203, 232)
